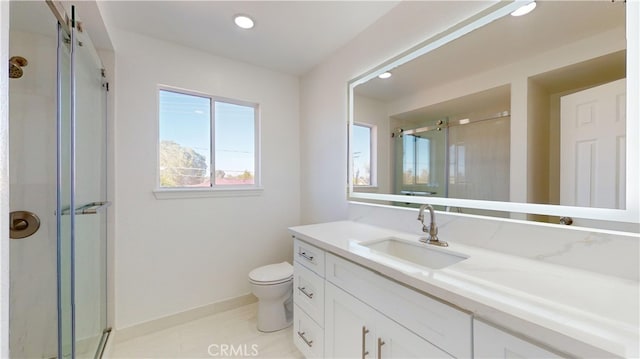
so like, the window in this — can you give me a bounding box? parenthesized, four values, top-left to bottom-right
(403, 135, 431, 185)
(158, 88, 259, 191)
(352, 123, 375, 186)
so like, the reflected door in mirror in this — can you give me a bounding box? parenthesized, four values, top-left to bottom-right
(560, 78, 626, 209)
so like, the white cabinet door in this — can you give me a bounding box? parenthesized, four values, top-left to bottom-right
(326, 253, 472, 358)
(326, 282, 453, 359)
(325, 282, 377, 358)
(377, 315, 452, 359)
(474, 320, 563, 359)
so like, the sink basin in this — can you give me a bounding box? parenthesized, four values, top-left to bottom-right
(359, 237, 468, 270)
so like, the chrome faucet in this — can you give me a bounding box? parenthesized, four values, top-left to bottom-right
(417, 204, 448, 247)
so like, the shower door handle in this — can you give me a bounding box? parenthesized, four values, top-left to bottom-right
(9, 211, 40, 239)
(61, 201, 112, 215)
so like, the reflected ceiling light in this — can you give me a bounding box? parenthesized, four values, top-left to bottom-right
(378, 72, 392, 79)
(510, 1, 537, 17)
(234, 15, 255, 29)
(459, 118, 470, 125)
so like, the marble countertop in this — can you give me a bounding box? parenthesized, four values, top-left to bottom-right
(289, 220, 639, 358)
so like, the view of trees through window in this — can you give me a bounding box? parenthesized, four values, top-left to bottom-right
(353, 124, 372, 185)
(159, 89, 257, 188)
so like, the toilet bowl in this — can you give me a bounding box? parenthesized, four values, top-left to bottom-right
(249, 261, 293, 332)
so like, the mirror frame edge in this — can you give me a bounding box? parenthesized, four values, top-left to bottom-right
(347, 0, 640, 225)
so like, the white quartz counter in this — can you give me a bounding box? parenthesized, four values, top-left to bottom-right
(289, 220, 639, 358)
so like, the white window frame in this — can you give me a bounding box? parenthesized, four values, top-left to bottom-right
(353, 122, 377, 188)
(154, 85, 262, 199)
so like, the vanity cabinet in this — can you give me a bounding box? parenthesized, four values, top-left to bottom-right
(473, 320, 563, 359)
(325, 281, 452, 358)
(325, 253, 472, 358)
(292, 237, 472, 358)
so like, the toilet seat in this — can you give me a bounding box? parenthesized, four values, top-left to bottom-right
(249, 262, 293, 285)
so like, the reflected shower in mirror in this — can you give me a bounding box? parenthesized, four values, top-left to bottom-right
(350, 1, 628, 222)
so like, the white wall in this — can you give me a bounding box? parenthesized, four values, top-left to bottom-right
(111, 29, 300, 329)
(300, 1, 496, 224)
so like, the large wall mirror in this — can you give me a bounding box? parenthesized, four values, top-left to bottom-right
(348, 0, 639, 229)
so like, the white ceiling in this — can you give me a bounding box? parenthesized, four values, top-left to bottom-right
(97, 1, 400, 76)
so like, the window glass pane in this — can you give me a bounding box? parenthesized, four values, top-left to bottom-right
(353, 125, 371, 185)
(159, 90, 211, 187)
(403, 135, 416, 185)
(416, 137, 431, 184)
(215, 102, 255, 185)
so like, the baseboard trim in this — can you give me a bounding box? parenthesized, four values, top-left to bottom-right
(113, 293, 257, 344)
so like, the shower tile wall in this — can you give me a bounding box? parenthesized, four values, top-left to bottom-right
(8, 29, 58, 358)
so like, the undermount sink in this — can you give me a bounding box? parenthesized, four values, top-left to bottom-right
(358, 237, 468, 270)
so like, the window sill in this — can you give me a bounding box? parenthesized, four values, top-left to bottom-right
(153, 187, 264, 200)
(353, 186, 379, 193)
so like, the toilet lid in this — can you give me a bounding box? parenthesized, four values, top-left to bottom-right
(249, 262, 293, 283)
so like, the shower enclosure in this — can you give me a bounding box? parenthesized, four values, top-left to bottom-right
(393, 112, 511, 215)
(9, 1, 109, 358)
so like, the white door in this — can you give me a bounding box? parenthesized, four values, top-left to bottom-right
(560, 79, 626, 211)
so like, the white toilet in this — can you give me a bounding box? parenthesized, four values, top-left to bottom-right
(249, 261, 294, 332)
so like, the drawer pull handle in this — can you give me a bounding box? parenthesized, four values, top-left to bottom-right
(299, 251, 314, 262)
(297, 331, 313, 347)
(297, 286, 314, 299)
(362, 326, 370, 358)
(377, 338, 385, 359)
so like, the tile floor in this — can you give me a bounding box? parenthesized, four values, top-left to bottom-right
(109, 303, 303, 358)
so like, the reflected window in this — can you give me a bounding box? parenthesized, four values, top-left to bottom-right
(353, 124, 374, 186)
(158, 89, 259, 189)
(403, 135, 431, 185)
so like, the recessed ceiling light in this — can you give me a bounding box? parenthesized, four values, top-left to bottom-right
(378, 72, 392, 79)
(234, 15, 255, 29)
(510, 1, 537, 17)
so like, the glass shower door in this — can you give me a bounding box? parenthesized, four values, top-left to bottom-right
(73, 21, 108, 358)
(57, 7, 109, 358)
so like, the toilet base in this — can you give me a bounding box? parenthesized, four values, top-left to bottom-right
(256, 292, 293, 332)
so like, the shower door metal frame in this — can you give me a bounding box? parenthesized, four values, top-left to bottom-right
(55, 11, 78, 359)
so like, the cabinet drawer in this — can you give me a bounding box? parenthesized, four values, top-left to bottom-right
(326, 253, 472, 358)
(294, 239, 325, 276)
(294, 261, 325, 327)
(293, 304, 324, 358)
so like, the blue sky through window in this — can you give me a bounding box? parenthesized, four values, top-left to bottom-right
(215, 102, 255, 175)
(159, 90, 211, 170)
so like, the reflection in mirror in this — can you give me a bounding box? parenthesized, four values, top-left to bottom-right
(350, 1, 630, 225)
